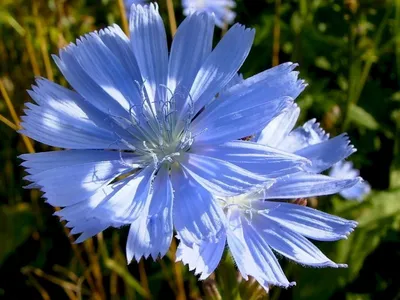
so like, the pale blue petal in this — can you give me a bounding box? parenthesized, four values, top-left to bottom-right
(264, 173, 362, 199)
(21, 80, 128, 150)
(330, 160, 359, 178)
(69, 219, 109, 243)
(193, 140, 309, 178)
(98, 25, 143, 92)
(20, 150, 143, 175)
(176, 237, 226, 280)
(168, 12, 214, 104)
(191, 62, 306, 145)
(130, 3, 168, 114)
(183, 23, 254, 121)
(256, 103, 300, 147)
(227, 210, 294, 289)
(252, 201, 357, 241)
(340, 181, 371, 201)
(279, 119, 329, 153)
(221, 73, 244, 93)
(54, 30, 142, 119)
(171, 167, 226, 246)
(21, 151, 142, 206)
(54, 27, 158, 143)
(179, 152, 273, 197)
(259, 220, 345, 268)
(329, 161, 371, 201)
(192, 96, 293, 146)
(86, 165, 156, 225)
(126, 165, 173, 262)
(295, 134, 356, 173)
(222, 62, 306, 100)
(182, 0, 236, 28)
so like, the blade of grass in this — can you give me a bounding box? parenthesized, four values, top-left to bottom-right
(117, 0, 130, 36)
(170, 238, 186, 300)
(272, 0, 281, 66)
(84, 238, 106, 300)
(138, 259, 151, 299)
(166, 0, 177, 36)
(25, 29, 41, 77)
(0, 78, 35, 153)
(25, 272, 51, 300)
(32, 1, 54, 81)
(0, 114, 18, 130)
(104, 258, 151, 298)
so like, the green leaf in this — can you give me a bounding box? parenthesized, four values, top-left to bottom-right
(292, 190, 400, 300)
(0, 203, 36, 265)
(348, 104, 379, 130)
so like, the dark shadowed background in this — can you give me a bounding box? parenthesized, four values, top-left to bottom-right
(0, 0, 399, 299)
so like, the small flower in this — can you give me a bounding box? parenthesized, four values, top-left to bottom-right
(258, 105, 370, 201)
(329, 161, 371, 201)
(20, 4, 307, 262)
(177, 104, 361, 290)
(182, 0, 236, 28)
(177, 200, 357, 289)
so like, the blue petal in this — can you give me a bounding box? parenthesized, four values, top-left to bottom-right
(256, 103, 300, 147)
(340, 181, 371, 201)
(85, 165, 156, 225)
(182, 0, 236, 28)
(176, 237, 226, 280)
(279, 119, 329, 153)
(329, 161, 371, 201)
(264, 173, 362, 199)
(259, 220, 346, 268)
(20, 150, 143, 175)
(252, 201, 357, 241)
(223, 62, 306, 100)
(130, 3, 168, 114)
(193, 140, 309, 178)
(179, 152, 273, 197)
(175, 23, 254, 129)
(191, 96, 293, 146)
(191, 63, 306, 145)
(54, 29, 142, 119)
(21, 80, 128, 150)
(20, 150, 143, 206)
(69, 219, 109, 243)
(171, 166, 226, 246)
(126, 165, 173, 262)
(168, 12, 214, 107)
(227, 210, 294, 290)
(295, 134, 356, 173)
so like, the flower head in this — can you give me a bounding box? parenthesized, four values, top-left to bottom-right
(177, 103, 362, 290)
(20, 4, 307, 262)
(182, 0, 236, 28)
(329, 161, 371, 201)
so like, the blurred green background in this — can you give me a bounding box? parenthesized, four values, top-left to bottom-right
(1, 0, 400, 299)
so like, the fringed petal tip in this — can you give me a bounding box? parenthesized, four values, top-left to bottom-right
(131, 2, 159, 12)
(125, 252, 159, 265)
(230, 23, 255, 35)
(303, 118, 330, 141)
(261, 278, 296, 291)
(318, 261, 348, 268)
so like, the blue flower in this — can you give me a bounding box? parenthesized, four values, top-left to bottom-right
(258, 105, 370, 201)
(182, 0, 236, 28)
(177, 104, 361, 289)
(329, 161, 371, 201)
(20, 4, 308, 262)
